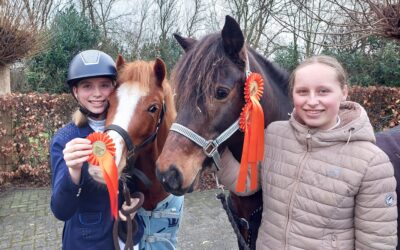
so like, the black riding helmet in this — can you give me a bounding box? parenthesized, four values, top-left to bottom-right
(67, 49, 117, 87)
(67, 50, 117, 118)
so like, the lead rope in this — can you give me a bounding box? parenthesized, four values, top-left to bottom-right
(113, 182, 144, 250)
(214, 174, 250, 250)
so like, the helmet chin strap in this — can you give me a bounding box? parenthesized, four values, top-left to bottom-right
(78, 104, 107, 119)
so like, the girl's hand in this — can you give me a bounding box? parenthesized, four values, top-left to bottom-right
(63, 138, 92, 184)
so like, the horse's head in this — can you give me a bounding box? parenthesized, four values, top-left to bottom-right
(156, 16, 252, 195)
(88, 56, 174, 184)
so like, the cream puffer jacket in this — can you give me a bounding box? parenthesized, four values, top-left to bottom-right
(256, 101, 397, 250)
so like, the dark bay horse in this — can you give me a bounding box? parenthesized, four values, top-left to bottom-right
(375, 126, 400, 250)
(156, 15, 292, 249)
(90, 56, 183, 248)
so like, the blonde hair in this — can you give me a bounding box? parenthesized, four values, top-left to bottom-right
(72, 109, 88, 127)
(289, 55, 348, 96)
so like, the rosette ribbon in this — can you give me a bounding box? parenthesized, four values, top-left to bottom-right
(236, 72, 265, 192)
(86, 132, 118, 219)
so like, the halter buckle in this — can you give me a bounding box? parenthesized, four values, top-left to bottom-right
(126, 149, 136, 161)
(203, 140, 218, 157)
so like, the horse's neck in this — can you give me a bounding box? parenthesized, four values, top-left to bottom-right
(248, 51, 291, 125)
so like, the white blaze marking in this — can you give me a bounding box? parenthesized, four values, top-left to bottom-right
(107, 83, 144, 172)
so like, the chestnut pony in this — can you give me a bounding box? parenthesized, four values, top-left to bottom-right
(156, 16, 292, 249)
(95, 56, 183, 248)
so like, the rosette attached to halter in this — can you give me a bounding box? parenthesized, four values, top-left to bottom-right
(86, 132, 118, 219)
(237, 72, 265, 192)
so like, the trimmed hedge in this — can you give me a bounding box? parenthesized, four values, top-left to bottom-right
(348, 86, 400, 131)
(0, 86, 399, 187)
(0, 93, 75, 186)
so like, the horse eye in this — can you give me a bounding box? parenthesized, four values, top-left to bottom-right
(148, 105, 158, 113)
(215, 87, 229, 100)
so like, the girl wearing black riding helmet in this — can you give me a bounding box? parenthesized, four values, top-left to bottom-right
(50, 50, 143, 250)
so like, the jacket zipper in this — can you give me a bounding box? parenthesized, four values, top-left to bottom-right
(284, 130, 312, 249)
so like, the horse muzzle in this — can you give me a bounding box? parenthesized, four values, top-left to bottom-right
(156, 164, 187, 195)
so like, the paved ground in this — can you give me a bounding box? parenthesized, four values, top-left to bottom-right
(0, 187, 239, 250)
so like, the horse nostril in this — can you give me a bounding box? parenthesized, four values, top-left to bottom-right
(156, 165, 183, 191)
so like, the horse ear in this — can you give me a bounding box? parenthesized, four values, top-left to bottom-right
(116, 54, 125, 71)
(221, 15, 245, 56)
(174, 33, 197, 52)
(154, 58, 166, 86)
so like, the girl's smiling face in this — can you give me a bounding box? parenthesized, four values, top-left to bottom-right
(73, 77, 115, 118)
(292, 63, 348, 130)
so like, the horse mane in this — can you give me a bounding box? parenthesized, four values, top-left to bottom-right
(248, 47, 290, 95)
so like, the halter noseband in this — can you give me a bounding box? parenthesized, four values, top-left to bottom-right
(170, 120, 239, 170)
(105, 102, 166, 189)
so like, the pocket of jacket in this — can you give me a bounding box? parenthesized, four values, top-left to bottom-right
(331, 233, 339, 250)
(78, 212, 104, 241)
(78, 212, 102, 226)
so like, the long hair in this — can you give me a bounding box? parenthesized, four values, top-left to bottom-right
(72, 109, 88, 127)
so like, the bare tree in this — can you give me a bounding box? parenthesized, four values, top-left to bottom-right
(120, 0, 153, 59)
(184, 0, 206, 37)
(270, 0, 336, 57)
(226, 0, 285, 54)
(95, 0, 117, 38)
(79, 0, 97, 27)
(282, 0, 400, 47)
(0, 0, 46, 94)
(204, 0, 224, 32)
(21, 0, 59, 29)
(155, 0, 179, 43)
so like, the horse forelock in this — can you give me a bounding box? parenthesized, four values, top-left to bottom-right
(118, 60, 157, 94)
(172, 34, 237, 118)
(171, 32, 291, 126)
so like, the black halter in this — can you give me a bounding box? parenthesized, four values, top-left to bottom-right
(105, 103, 166, 189)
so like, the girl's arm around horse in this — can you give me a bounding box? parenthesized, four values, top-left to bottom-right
(355, 150, 397, 249)
(219, 147, 262, 196)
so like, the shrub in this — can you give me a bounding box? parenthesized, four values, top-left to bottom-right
(323, 37, 400, 87)
(0, 87, 399, 186)
(0, 93, 75, 186)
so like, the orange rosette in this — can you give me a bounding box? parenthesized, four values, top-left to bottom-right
(87, 132, 118, 219)
(236, 72, 265, 192)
